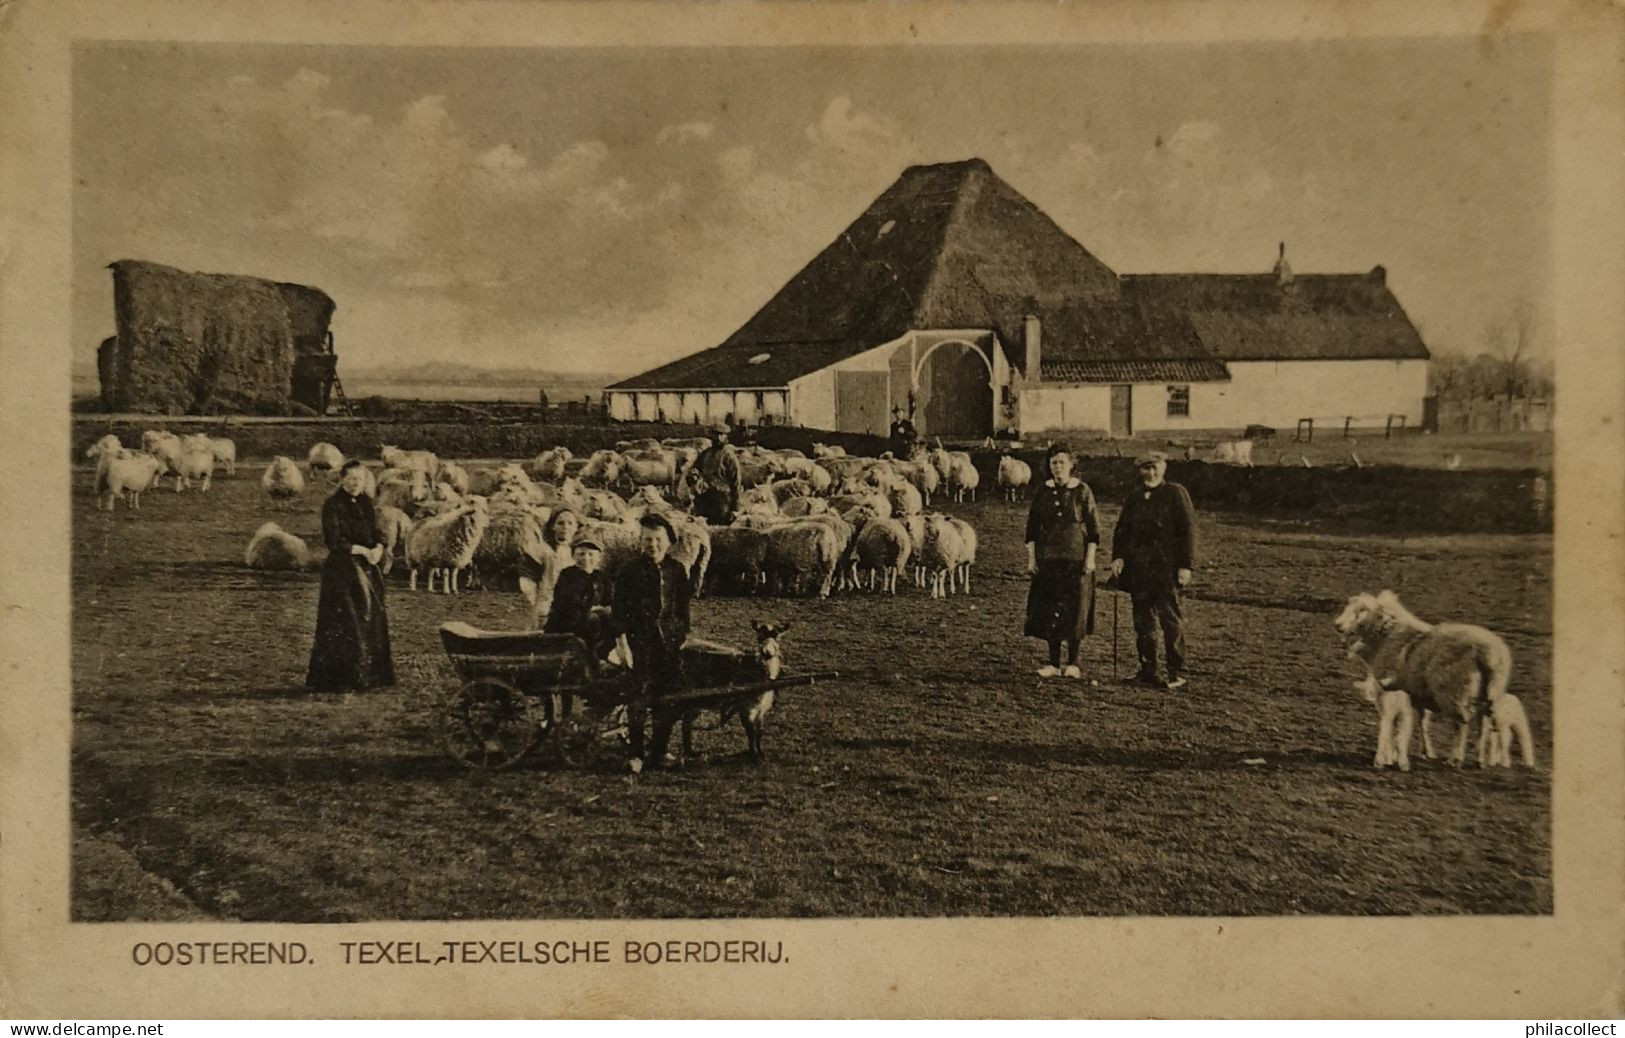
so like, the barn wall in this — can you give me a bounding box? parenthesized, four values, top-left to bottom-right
(1017, 384, 1113, 433)
(789, 369, 835, 429)
(608, 392, 635, 421)
(1136, 359, 1429, 433)
(762, 390, 787, 420)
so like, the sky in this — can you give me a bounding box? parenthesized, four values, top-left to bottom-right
(72, 36, 1552, 376)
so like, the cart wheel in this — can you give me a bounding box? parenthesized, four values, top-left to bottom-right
(438, 677, 539, 770)
(549, 696, 602, 769)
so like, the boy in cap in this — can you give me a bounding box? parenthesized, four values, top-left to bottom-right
(1109, 451, 1198, 690)
(688, 420, 743, 525)
(542, 535, 614, 664)
(613, 512, 694, 767)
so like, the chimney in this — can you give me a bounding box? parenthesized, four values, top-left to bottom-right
(1369, 264, 1387, 284)
(1024, 314, 1042, 380)
(1273, 241, 1294, 287)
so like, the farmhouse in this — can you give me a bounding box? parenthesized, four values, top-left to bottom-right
(97, 259, 341, 416)
(606, 158, 1430, 439)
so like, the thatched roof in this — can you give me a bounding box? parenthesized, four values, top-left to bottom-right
(1120, 270, 1430, 363)
(609, 159, 1427, 391)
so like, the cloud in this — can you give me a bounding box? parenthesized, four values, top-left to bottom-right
(656, 121, 715, 144)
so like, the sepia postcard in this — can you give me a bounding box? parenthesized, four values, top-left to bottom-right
(2, 0, 1622, 1019)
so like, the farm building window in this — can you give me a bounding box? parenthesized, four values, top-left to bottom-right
(1167, 385, 1190, 418)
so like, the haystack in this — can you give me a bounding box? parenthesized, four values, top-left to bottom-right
(101, 260, 337, 415)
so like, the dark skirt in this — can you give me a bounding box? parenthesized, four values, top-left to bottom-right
(1024, 560, 1096, 644)
(306, 554, 396, 691)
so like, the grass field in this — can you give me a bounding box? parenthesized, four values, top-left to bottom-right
(71, 463, 1552, 920)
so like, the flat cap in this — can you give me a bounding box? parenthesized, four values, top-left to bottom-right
(1135, 450, 1169, 467)
(570, 536, 602, 552)
(637, 512, 678, 543)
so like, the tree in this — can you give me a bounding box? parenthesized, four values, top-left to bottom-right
(1483, 301, 1539, 399)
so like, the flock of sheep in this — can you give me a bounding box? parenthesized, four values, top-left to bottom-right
(83, 431, 1044, 615)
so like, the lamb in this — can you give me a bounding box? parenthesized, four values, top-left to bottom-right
(307, 442, 345, 478)
(996, 454, 1033, 502)
(261, 456, 305, 508)
(919, 513, 970, 598)
(946, 452, 980, 502)
(380, 444, 440, 480)
(93, 449, 163, 511)
(1210, 439, 1255, 466)
(406, 497, 491, 593)
(854, 516, 912, 594)
(374, 504, 413, 576)
(173, 447, 216, 492)
(244, 522, 314, 571)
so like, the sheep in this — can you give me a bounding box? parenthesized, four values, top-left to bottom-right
(900, 512, 928, 587)
(437, 461, 471, 495)
(854, 516, 912, 594)
(204, 436, 237, 476)
(307, 442, 345, 478)
(738, 485, 781, 517)
(244, 522, 314, 571)
(811, 443, 846, 459)
(84, 434, 123, 461)
(380, 444, 440, 480)
(617, 448, 680, 492)
(1210, 439, 1255, 466)
(522, 447, 572, 483)
(375, 467, 430, 514)
(261, 456, 305, 508)
(94, 449, 163, 511)
(579, 450, 624, 488)
(173, 447, 216, 492)
(947, 452, 980, 502)
(893, 457, 939, 506)
(996, 454, 1033, 502)
(885, 479, 923, 518)
(928, 442, 953, 484)
(705, 525, 771, 595)
(829, 491, 891, 519)
(920, 513, 970, 599)
(582, 488, 629, 522)
(142, 432, 185, 487)
(660, 436, 712, 453)
(141, 429, 179, 456)
(406, 497, 491, 593)
(946, 516, 978, 594)
(768, 478, 816, 507)
(469, 505, 548, 590)
(780, 496, 829, 518)
(735, 450, 785, 488)
(760, 520, 842, 598)
(374, 504, 413, 576)
(616, 437, 664, 452)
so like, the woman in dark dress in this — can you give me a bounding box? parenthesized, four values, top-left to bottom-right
(1023, 444, 1101, 679)
(306, 460, 396, 691)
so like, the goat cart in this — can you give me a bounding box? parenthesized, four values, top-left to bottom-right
(434, 621, 838, 771)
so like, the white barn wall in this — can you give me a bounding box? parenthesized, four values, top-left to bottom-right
(608, 393, 635, 421)
(1018, 384, 1113, 433)
(790, 369, 835, 429)
(1137, 359, 1428, 433)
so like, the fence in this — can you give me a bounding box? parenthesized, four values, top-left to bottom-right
(1432, 396, 1552, 434)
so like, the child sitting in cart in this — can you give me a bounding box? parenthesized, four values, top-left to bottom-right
(541, 535, 616, 666)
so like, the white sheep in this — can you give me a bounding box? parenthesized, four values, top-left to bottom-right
(946, 516, 978, 594)
(920, 513, 970, 599)
(854, 516, 912, 594)
(380, 444, 440, 480)
(947, 452, 980, 502)
(173, 447, 216, 493)
(307, 442, 345, 478)
(406, 497, 491, 594)
(94, 449, 163, 511)
(142, 432, 185, 488)
(885, 479, 923, 517)
(781, 496, 829, 518)
(760, 520, 841, 598)
(244, 522, 314, 570)
(1210, 439, 1255, 466)
(437, 461, 471, 496)
(261, 456, 305, 508)
(579, 449, 623, 488)
(84, 434, 123, 461)
(996, 454, 1033, 502)
(375, 467, 430, 514)
(811, 443, 846, 460)
(199, 436, 237, 476)
(470, 506, 547, 590)
(374, 504, 413, 576)
(522, 447, 572, 483)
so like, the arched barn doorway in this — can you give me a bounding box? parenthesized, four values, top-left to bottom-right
(915, 340, 993, 439)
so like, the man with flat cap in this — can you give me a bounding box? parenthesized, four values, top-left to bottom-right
(688, 420, 743, 525)
(613, 512, 694, 768)
(1109, 451, 1198, 690)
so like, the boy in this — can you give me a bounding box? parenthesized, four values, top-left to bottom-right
(612, 513, 694, 768)
(542, 536, 614, 664)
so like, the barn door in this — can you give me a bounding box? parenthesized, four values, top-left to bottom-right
(835, 370, 890, 436)
(918, 342, 993, 438)
(1109, 385, 1133, 437)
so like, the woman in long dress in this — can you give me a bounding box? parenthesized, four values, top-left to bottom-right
(1023, 444, 1101, 679)
(306, 460, 396, 691)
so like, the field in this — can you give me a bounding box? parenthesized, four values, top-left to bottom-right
(71, 456, 1552, 920)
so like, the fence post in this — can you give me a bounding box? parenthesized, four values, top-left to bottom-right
(1343, 416, 1353, 439)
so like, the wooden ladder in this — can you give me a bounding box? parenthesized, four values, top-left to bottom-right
(329, 373, 354, 416)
